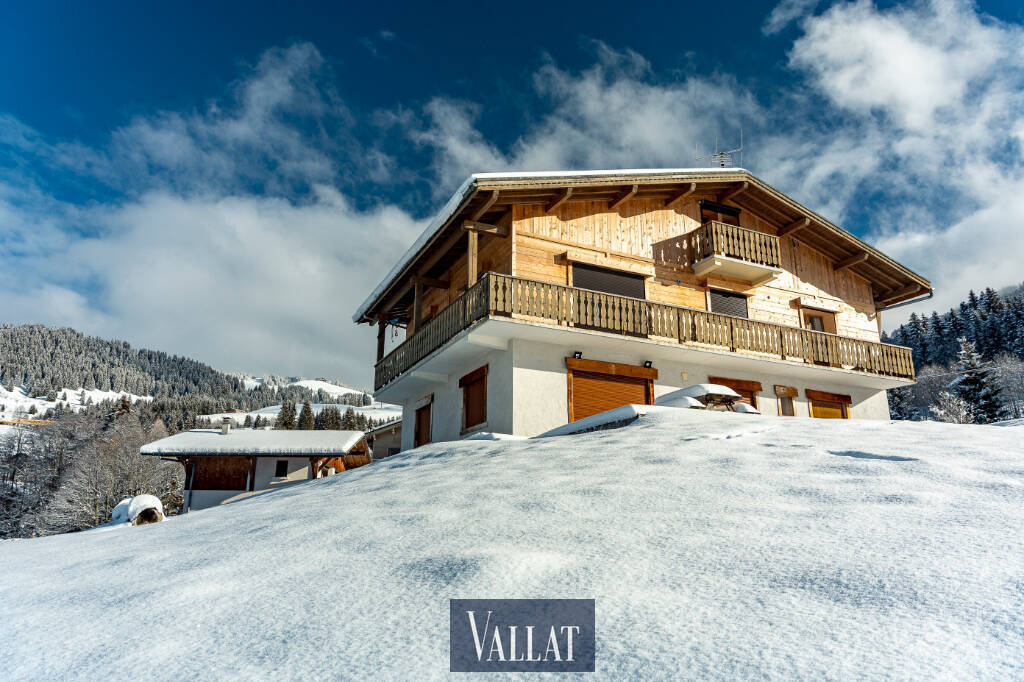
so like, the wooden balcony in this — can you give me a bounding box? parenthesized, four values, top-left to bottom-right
(655, 221, 782, 284)
(374, 273, 915, 391)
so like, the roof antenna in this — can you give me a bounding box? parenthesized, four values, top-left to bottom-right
(696, 129, 743, 168)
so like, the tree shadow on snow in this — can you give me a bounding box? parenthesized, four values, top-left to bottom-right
(829, 450, 918, 462)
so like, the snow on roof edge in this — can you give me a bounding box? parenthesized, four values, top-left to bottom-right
(140, 429, 366, 456)
(352, 168, 748, 322)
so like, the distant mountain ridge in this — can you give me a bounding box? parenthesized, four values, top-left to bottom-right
(0, 324, 370, 430)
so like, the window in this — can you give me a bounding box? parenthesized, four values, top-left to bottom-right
(460, 365, 488, 431)
(774, 385, 797, 417)
(571, 263, 646, 299)
(802, 309, 837, 334)
(806, 389, 852, 419)
(387, 447, 400, 457)
(709, 290, 748, 318)
(274, 460, 288, 478)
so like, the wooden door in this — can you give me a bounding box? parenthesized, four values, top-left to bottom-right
(571, 371, 650, 421)
(809, 400, 847, 419)
(414, 403, 432, 447)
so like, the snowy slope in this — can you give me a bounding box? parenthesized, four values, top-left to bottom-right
(1, 411, 1022, 679)
(0, 384, 151, 420)
(287, 378, 363, 398)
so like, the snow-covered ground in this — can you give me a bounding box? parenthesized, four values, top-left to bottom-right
(234, 374, 366, 397)
(1, 410, 1022, 678)
(0, 384, 151, 420)
(199, 402, 402, 426)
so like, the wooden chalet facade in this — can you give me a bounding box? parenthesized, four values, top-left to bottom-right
(354, 169, 931, 449)
(141, 427, 371, 511)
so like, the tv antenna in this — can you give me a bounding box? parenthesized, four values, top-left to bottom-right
(696, 130, 743, 168)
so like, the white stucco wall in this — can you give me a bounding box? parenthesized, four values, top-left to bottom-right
(400, 346, 514, 451)
(507, 338, 891, 436)
(395, 335, 893, 444)
(253, 456, 312, 491)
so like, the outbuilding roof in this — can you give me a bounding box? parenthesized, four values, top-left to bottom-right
(140, 429, 366, 456)
(353, 168, 932, 324)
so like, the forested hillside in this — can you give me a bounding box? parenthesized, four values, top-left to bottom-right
(883, 283, 1024, 422)
(0, 323, 369, 432)
(883, 283, 1024, 369)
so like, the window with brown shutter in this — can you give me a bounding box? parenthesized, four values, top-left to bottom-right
(460, 365, 488, 431)
(709, 290, 749, 318)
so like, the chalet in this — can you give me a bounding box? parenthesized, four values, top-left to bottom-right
(366, 419, 402, 457)
(140, 423, 370, 511)
(354, 169, 931, 450)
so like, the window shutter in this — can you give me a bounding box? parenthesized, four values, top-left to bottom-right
(709, 290, 748, 318)
(572, 263, 646, 299)
(460, 366, 488, 430)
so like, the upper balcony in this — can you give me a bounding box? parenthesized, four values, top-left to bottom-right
(655, 221, 783, 285)
(374, 273, 915, 392)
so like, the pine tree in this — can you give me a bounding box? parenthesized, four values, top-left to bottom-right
(950, 337, 1007, 424)
(298, 401, 314, 430)
(253, 415, 263, 429)
(930, 391, 974, 424)
(243, 414, 253, 428)
(887, 385, 917, 420)
(275, 401, 296, 430)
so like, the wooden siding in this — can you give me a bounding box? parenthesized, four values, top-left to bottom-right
(510, 199, 880, 342)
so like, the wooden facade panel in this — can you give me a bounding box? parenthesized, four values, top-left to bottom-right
(410, 198, 882, 343)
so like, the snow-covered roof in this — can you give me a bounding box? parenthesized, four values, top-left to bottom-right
(140, 429, 365, 456)
(353, 168, 747, 323)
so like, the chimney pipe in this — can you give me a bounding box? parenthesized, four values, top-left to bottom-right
(221, 417, 232, 435)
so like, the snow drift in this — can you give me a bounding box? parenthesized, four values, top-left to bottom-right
(1, 410, 1022, 679)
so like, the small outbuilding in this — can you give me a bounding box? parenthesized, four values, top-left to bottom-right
(366, 419, 402, 457)
(141, 425, 370, 511)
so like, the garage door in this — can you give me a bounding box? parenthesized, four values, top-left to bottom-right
(571, 370, 650, 421)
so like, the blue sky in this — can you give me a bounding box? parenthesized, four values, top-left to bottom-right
(2, 0, 1023, 387)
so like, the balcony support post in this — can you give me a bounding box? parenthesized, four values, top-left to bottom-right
(376, 318, 387, 362)
(466, 229, 478, 288)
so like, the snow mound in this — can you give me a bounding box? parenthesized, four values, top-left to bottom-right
(127, 495, 164, 525)
(653, 391, 706, 409)
(2, 410, 1023, 678)
(110, 498, 132, 524)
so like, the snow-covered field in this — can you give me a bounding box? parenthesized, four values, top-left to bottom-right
(1, 410, 1022, 679)
(0, 384, 151, 420)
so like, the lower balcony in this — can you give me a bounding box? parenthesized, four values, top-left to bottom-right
(373, 273, 915, 392)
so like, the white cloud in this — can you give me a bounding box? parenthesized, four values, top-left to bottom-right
(4, 2, 1024, 389)
(763, 0, 821, 35)
(0, 43, 421, 386)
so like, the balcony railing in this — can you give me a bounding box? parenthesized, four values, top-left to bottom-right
(374, 273, 915, 390)
(654, 221, 781, 272)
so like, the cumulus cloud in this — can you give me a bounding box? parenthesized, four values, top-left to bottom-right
(404, 2, 1024, 322)
(4, 1, 1024, 389)
(1, 43, 421, 386)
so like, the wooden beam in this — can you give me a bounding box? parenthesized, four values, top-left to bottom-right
(833, 252, 869, 272)
(717, 181, 748, 204)
(378, 279, 413, 320)
(412, 281, 424, 329)
(875, 284, 921, 305)
(415, 275, 449, 289)
(545, 187, 573, 215)
(470, 190, 499, 221)
(778, 217, 809, 237)
(463, 220, 510, 237)
(664, 182, 697, 208)
(609, 184, 639, 210)
(466, 230, 478, 288)
(416, 227, 464, 277)
(376, 318, 386, 362)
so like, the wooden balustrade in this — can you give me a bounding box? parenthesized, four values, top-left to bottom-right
(690, 221, 781, 268)
(374, 273, 915, 390)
